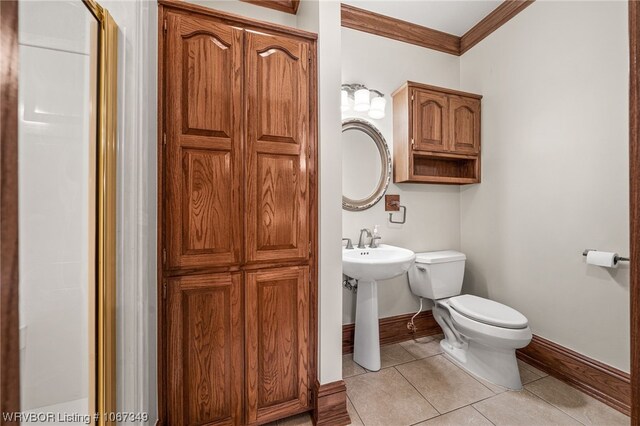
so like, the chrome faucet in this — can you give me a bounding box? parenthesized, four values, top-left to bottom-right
(342, 238, 354, 249)
(357, 228, 372, 249)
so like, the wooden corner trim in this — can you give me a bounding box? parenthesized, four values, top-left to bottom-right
(0, 0, 20, 417)
(517, 335, 631, 416)
(241, 0, 300, 15)
(460, 0, 535, 54)
(342, 310, 441, 354)
(340, 3, 460, 56)
(629, 1, 640, 423)
(313, 380, 350, 426)
(315, 379, 347, 398)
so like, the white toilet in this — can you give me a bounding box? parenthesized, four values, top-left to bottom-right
(408, 250, 532, 390)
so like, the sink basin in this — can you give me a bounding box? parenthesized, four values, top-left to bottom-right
(342, 244, 415, 281)
(342, 243, 415, 371)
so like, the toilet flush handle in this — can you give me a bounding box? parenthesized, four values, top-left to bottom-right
(416, 266, 427, 272)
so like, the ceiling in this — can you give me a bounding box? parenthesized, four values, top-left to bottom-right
(340, 0, 502, 36)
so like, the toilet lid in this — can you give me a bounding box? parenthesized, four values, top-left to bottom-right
(415, 250, 466, 264)
(448, 295, 528, 329)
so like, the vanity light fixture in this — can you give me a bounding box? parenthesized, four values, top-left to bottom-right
(353, 88, 370, 111)
(369, 96, 387, 119)
(341, 89, 350, 112)
(341, 83, 387, 119)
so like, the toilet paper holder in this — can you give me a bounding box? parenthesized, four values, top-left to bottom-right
(582, 249, 629, 263)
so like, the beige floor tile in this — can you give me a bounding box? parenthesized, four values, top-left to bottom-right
(415, 406, 494, 426)
(277, 412, 313, 426)
(377, 343, 415, 369)
(471, 374, 508, 395)
(473, 390, 582, 425)
(517, 359, 548, 378)
(343, 354, 366, 378)
(525, 376, 629, 425)
(347, 397, 364, 426)
(519, 365, 544, 385)
(396, 355, 494, 413)
(346, 367, 439, 426)
(400, 336, 443, 359)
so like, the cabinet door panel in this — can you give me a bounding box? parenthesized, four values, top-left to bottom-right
(413, 89, 448, 152)
(167, 273, 243, 426)
(449, 96, 480, 154)
(245, 32, 310, 263)
(165, 12, 243, 269)
(246, 267, 310, 424)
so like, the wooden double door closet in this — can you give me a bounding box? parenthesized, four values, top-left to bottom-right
(157, 1, 318, 424)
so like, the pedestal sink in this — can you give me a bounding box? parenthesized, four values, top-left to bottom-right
(343, 244, 415, 371)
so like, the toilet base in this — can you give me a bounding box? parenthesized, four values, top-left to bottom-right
(440, 338, 523, 390)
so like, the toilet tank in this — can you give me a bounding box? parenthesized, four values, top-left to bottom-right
(408, 251, 466, 300)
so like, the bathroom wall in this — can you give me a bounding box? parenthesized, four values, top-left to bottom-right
(459, 1, 630, 371)
(297, 1, 345, 384)
(101, 0, 159, 422)
(341, 28, 462, 324)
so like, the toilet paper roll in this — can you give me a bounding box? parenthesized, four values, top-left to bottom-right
(586, 250, 618, 268)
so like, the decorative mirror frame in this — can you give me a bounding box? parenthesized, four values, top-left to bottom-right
(82, 0, 118, 423)
(342, 118, 391, 211)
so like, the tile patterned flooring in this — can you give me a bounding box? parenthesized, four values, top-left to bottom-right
(275, 335, 630, 426)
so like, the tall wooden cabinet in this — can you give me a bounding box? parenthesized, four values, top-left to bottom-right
(158, 2, 317, 425)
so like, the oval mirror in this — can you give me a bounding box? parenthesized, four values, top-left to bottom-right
(342, 118, 391, 211)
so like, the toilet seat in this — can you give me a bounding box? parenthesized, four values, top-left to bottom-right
(444, 303, 533, 350)
(448, 295, 528, 329)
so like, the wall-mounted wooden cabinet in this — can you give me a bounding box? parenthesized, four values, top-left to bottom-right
(393, 81, 482, 184)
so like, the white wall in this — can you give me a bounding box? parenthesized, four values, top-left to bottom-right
(297, 0, 345, 385)
(341, 28, 462, 324)
(102, 0, 158, 423)
(459, 0, 630, 371)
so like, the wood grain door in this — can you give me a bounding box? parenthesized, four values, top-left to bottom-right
(449, 95, 481, 154)
(245, 31, 310, 264)
(245, 266, 310, 424)
(412, 89, 449, 152)
(164, 12, 243, 270)
(166, 272, 243, 426)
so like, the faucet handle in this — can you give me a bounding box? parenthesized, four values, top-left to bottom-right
(370, 236, 382, 248)
(342, 238, 354, 249)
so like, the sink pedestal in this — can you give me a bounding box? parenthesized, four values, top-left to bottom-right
(353, 279, 381, 371)
(343, 244, 416, 371)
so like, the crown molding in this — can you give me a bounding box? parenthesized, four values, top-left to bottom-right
(341, 3, 460, 55)
(240, 0, 300, 15)
(341, 0, 535, 56)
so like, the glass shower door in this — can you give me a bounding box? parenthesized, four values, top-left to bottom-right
(18, 2, 98, 423)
